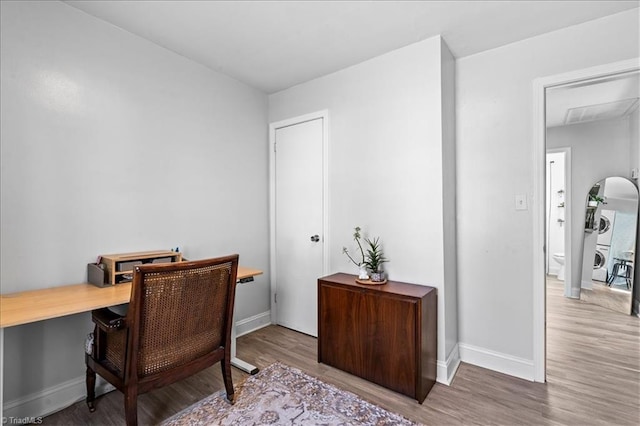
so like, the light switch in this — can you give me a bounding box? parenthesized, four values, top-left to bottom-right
(515, 194, 528, 211)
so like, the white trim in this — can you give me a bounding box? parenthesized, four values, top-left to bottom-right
(268, 110, 330, 326)
(436, 343, 461, 385)
(235, 310, 272, 337)
(570, 287, 581, 299)
(564, 148, 573, 298)
(581, 280, 593, 290)
(532, 58, 640, 383)
(4, 375, 114, 420)
(532, 71, 546, 383)
(459, 343, 534, 382)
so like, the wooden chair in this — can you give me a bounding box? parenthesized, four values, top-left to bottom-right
(85, 255, 239, 426)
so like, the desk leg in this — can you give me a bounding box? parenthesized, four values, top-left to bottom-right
(230, 284, 259, 375)
(1, 327, 4, 422)
(230, 321, 259, 375)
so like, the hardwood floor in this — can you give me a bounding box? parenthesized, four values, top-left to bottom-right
(579, 278, 632, 315)
(45, 281, 639, 425)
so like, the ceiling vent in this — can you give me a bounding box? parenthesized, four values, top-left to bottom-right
(564, 98, 639, 125)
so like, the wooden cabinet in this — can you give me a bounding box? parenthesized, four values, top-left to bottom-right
(317, 273, 437, 403)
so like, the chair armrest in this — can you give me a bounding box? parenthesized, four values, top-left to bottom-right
(92, 308, 126, 332)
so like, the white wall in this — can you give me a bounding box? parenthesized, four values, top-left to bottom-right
(1, 0, 269, 414)
(269, 36, 459, 382)
(440, 39, 459, 374)
(547, 118, 632, 294)
(631, 109, 640, 174)
(456, 8, 639, 378)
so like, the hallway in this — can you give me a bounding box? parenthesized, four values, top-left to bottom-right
(546, 276, 640, 424)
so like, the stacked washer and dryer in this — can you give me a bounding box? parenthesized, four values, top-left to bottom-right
(592, 209, 615, 282)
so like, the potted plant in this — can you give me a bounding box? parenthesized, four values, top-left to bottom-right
(588, 194, 606, 207)
(342, 227, 369, 279)
(343, 226, 389, 282)
(363, 236, 388, 282)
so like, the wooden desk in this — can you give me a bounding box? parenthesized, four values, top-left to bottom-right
(0, 266, 263, 419)
(0, 266, 262, 328)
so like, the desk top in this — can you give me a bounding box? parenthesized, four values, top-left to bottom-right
(0, 266, 262, 328)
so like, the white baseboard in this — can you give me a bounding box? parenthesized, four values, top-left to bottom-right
(236, 310, 271, 337)
(436, 343, 461, 385)
(4, 375, 114, 420)
(581, 280, 593, 290)
(458, 343, 534, 381)
(570, 287, 581, 298)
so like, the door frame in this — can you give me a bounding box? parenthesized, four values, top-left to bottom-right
(268, 110, 329, 326)
(532, 58, 639, 382)
(545, 147, 573, 298)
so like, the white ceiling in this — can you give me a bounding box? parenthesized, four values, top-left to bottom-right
(546, 72, 640, 128)
(64, 1, 639, 94)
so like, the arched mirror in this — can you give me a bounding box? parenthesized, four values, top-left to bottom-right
(580, 177, 638, 315)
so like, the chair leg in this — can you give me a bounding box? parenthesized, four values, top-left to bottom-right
(124, 387, 138, 426)
(86, 366, 96, 412)
(221, 358, 235, 404)
(608, 263, 619, 286)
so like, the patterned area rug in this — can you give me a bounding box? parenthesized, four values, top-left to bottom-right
(162, 362, 419, 425)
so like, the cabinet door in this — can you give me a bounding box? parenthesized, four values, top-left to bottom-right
(318, 284, 364, 374)
(360, 291, 417, 397)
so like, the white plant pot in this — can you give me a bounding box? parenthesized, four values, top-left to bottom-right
(358, 265, 369, 280)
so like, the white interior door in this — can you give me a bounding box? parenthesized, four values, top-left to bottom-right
(274, 117, 324, 337)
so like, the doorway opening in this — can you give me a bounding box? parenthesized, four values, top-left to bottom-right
(545, 149, 572, 298)
(533, 58, 640, 382)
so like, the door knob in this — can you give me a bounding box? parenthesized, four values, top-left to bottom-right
(310, 235, 320, 242)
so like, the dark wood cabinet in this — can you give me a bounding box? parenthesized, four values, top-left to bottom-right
(318, 273, 437, 403)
